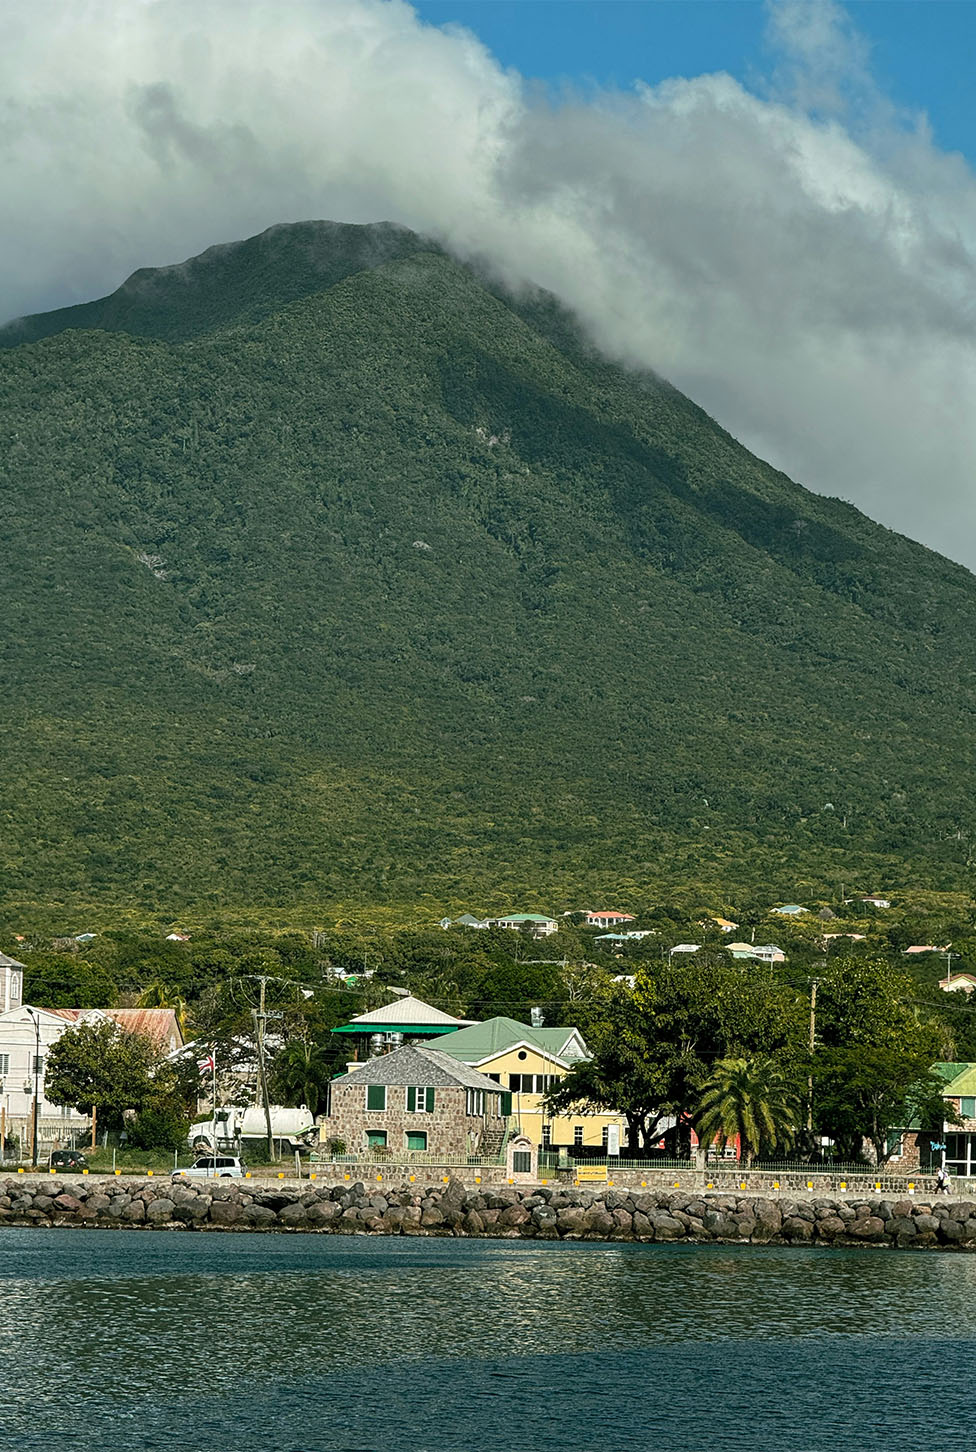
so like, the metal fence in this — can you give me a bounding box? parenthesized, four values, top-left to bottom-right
(537, 1153, 894, 1176)
(310, 1150, 505, 1169)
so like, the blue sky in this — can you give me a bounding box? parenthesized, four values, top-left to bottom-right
(414, 0, 976, 162)
(4, 0, 976, 563)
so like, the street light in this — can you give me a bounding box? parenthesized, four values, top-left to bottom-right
(25, 1008, 40, 1169)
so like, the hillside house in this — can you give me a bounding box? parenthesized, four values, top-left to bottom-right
(436, 1015, 626, 1153)
(323, 1044, 507, 1159)
(751, 944, 786, 964)
(941, 972, 976, 994)
(861, 895, 891, 909)
(725, 943, 786, 964)
(770, 904, 806, 917)
(488, 913, 558, 937)
(584, 911, 635, 929)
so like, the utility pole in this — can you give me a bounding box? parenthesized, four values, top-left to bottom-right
(238, 970, 315, 1165)
(807, 978, 820, 1135)
(251, 976, 276, 1163)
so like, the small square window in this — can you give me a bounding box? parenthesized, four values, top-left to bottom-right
(366, 1129, 387, 1150)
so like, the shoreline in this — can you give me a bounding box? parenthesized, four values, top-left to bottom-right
(2, 1175, 974, 1251)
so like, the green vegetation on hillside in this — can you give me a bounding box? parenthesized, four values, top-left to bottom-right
(3, 220, 976, 916)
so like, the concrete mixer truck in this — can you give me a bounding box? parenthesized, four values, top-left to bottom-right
(189, 1103, 318, 1157)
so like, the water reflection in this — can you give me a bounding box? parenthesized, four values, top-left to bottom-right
(0, 1231, 970, 1450)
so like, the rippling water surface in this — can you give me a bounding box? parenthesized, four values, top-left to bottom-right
(0, 1228, 969, 1450)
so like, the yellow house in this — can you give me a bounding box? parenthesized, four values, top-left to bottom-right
(436, 1016, 627, 1152)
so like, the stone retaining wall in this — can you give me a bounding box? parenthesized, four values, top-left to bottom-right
(2, 1176, 975, 1250)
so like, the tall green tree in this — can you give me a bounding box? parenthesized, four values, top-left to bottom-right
(811, 956, 947, 1162)
(44, 1020, 158, 1132)
(547, 959, 807, 1153)
(813, 1047, 949, 1165)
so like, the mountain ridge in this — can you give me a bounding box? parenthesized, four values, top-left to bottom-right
(2, 221, 975, 917)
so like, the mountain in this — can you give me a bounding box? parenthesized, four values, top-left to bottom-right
(2, 220, 975, 921)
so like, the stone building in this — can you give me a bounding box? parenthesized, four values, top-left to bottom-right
(323, 1044, 508, 1159)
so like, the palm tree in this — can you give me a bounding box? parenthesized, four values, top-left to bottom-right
(694, 1056, 801, 1166)
(137, 982, 189, 1034)
(270, 1039, 333, 1117)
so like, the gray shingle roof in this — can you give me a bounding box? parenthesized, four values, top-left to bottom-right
(332, 1044, 504, 1093)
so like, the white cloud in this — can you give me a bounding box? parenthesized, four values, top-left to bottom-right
(2, 0, 976, 564)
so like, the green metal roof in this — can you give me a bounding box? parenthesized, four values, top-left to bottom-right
(436, 1015, 583, 1065)
(936, 1061, 976, 1095)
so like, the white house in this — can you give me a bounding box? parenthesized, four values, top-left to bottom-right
(0, 1005, 90, 1127)
(0, 953, 24, 1013)
(488, 913, 558, 937)
(750, 944, 787, 964)
(941, 973, 976, 994)
(726, 942, 787, 964)
(0, 951, 185, 1154)
(861, 896, 891, 909)
(585, 911, 635, 929)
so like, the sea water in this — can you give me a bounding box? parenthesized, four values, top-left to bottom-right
(0, 1228, 968, 1451)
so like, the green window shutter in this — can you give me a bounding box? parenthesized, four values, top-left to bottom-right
(962, 1097, 976, 1118)
(500, 1092, 512, 1116)
(427, 1087, 435, 1112)
(407, 1086, 416, 1113)
(366, 1084, 386, 1111)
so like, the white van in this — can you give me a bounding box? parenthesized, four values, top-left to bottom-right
(172, 1156, 246, 1180)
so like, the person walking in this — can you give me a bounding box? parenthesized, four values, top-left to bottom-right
(936, 1163, 951, 1195)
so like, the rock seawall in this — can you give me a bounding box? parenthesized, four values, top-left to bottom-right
(2, 1177, 976, 1249)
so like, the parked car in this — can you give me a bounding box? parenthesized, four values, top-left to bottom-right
(172, 1156, 246, 1180)
(49, 1148, 88, 1171)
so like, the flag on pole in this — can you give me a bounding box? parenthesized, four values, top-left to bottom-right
(197, 1051, 216, 1073)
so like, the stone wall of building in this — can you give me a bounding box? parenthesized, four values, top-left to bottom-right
(325, 1081, 504, 1158)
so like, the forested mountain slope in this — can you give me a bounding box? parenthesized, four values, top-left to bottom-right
(2, 221, 975, 917)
